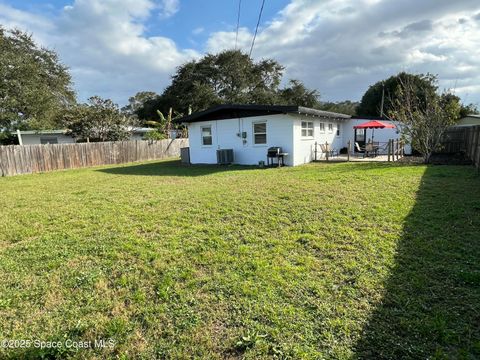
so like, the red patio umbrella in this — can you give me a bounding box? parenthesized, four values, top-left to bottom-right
(353, 120, 395, 142)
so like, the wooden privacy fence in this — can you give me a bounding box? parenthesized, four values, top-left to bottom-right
(440, 125, 480, 170)
(0, 139, 188, 176)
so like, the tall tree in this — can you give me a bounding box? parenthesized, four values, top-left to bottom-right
(389, 75, 459, 163)
(459, 102, 479, 118)
(160, 50, 284, 113)
(356, 72, 437, 117)
(132, 50, 322, 120)
(318, 101, 359, 116)
(62, 96, 131, 142)
(122, 91, 159, 118)
(278, 80, 320, 108)
(0, 27, 75, 131)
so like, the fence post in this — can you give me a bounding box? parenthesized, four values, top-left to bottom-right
(473, 127, 480, 167)
(325, 141, 329, 161)
(347, 140, 351, 162)
(387, 139, 391, 162)
(314, 141, 318, 161)
(0, 146, 4, 177)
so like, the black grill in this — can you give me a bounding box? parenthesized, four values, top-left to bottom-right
(267, 147, 288, 167)
(267, 147, 282, 157)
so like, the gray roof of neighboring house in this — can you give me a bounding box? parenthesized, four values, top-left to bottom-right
(175, 104, 351, 124)
(18, 130, 68, 135)
(18, 128, 153, 135)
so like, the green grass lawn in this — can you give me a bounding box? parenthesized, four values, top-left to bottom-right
(0, 160, 479, 359)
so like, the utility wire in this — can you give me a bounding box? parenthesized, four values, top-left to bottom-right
(235, 0, 242, 50)
(249, 0, 266, 57)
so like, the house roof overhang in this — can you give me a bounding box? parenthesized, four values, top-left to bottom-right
(175, 104, 351, 124)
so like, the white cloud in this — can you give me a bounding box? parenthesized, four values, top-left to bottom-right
(0, 0, 479, 107)
(192, 27, 204, 35)
(0, 0, 197, 104)
(207, 0, 480, 105)
(158, 0, 179, 19)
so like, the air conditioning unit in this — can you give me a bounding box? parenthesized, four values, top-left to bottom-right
(216, 149, 234, 165)
(180, 147, 190, 164)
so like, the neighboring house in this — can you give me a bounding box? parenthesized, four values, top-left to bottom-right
(18, 130, 76, 145)
(456, 114, 480, 127)
(16, 128, 154, 145)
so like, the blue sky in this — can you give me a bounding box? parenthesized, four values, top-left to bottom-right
(3, 0, 290, 51)
(1, 0, 479, 107)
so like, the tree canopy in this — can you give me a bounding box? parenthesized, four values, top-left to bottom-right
(62, 96, 131, 142)
(0, 27, 75, 131)
(356, 72, 476, 119)
(318, 100, 359, 116)
(356, 72, 438, 117)
(129, 50, 324, 121)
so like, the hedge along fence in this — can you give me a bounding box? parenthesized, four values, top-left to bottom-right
(0, 139, 189, 176)
(440, 125, 480, 170)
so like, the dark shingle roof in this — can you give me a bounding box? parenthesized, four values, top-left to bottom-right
(175, 104, 351, 123)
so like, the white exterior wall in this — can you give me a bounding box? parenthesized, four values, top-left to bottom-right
(21, 133, 76, 145)
(130, 133, 146, 141)
(291, 116, 344, 165)
(187, 114, 294, 166)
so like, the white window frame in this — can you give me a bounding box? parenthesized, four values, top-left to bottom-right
(336, 123, 340, 137)
(201, 125, 213, 146)
(319, 122, 325, 133)
(253, 121, 267, 145)
(328, 123, 334, 133)
(301, 121, 314, 138)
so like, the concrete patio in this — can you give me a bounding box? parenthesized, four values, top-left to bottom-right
(315, 154, 403, 162)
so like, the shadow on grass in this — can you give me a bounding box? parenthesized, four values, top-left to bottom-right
(354, 165, 480, 359)
(96, 159, 258, 177)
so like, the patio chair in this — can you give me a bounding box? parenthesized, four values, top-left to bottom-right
(320, 144, 338, 158)
(364, 143, 379, 158)
(355, 142, 365, 157)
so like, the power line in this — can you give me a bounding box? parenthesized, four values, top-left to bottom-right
(249, 0, 266, 58)
(235, 0, 242, 50)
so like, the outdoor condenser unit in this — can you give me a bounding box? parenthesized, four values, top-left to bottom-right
(216, 149, 234, 165)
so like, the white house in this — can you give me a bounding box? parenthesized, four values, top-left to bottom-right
(16, 128, 155, 145)
(178, 105, 410, 166)
(456, 114, 480, 127)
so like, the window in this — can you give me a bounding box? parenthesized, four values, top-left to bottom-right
(336, 124, 340, 137)
(319, 123, 325, 133)
(301, 121, 314, 137)
(328, 123, 334, 133)
(253, 122, 267, 144)
(201, 126, 212, 146)
(40, 137, 58, 144)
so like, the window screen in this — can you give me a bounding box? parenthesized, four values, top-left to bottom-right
(253, 122, 267, 144)
(201, 126, 212, 145)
